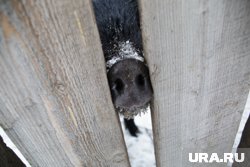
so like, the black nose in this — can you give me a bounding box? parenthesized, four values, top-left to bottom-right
(107, 59, 153, 109)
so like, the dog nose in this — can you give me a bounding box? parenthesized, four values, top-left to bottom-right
(107, 59, 153, 109)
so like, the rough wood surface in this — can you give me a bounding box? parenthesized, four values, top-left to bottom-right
(139, 0, 250, 166)
(0, 0, 129, 166)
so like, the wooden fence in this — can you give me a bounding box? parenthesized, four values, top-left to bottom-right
(139, 0, 250, 166)
(0, 0, 129, 166)
(0, 0, 250, 166)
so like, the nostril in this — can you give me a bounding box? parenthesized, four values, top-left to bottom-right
(135, 74, 145, 87)
(114, 78, 124, 94)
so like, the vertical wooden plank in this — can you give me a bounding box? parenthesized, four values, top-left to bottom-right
(139, 0, 250, 166)
(0, 0, 129, 166)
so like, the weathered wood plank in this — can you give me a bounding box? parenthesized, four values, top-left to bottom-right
(139, 0, 250, 166)
(0, 0, 129, 166)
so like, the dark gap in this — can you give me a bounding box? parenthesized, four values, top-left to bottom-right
(0, 135, 26, 167)
(238, 115, 250, 148)
(231, 92, 250, 167)
(91, 0, 156, 166)
(233, 114, 250, 167)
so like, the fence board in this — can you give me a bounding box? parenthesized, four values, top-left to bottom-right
(0, 0, 129, 166)
(139, 0, 250, 166)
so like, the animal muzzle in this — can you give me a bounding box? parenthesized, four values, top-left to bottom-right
(107, 59, 153, 115)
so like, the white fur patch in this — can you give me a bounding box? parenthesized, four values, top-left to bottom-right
(116, 104, 150, 119)
(106, 40, 144, 70)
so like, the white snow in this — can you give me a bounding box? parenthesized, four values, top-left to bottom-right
(106, 40, 144, 70)
(232, 91, 250, 151)
(122, 92, 250, 167)
(228, 91, 250, 167)
(0, 127, 31, 167)
(120, 109, 156, 167)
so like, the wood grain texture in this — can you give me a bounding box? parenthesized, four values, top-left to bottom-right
(0, 0, 129, 166)
(139, 0, 250, 166)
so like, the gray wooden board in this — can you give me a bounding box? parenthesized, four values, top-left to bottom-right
(0, 0, 130, 166)
(139, 0, 250, 166)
